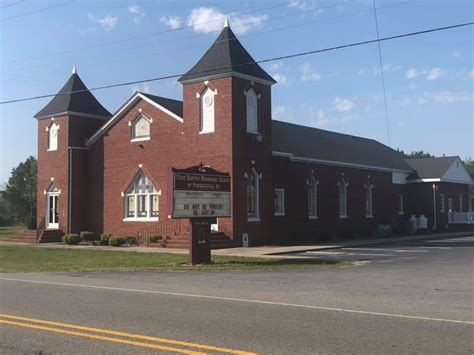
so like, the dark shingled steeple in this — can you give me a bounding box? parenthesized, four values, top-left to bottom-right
(35, 67, 111, 119)
(179, 20, 276, 84)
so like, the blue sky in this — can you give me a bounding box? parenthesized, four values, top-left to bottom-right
(0, 0, 473, 184)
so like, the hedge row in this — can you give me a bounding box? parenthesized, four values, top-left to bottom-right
(62, 232, 155, 247)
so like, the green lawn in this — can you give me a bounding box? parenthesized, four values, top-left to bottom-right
(0, 226, 26, 241)
(0, 245, 345, 273)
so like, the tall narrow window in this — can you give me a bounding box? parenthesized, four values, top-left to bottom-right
(131, 115, 151, 141)
(247, 168, 259, 220)
(448, 198, 453, 212)
(338, 175, 348, 218)
(307, 173, 318, 219)
(124, 171, 159, 221)
(459, 194, 463, 212)
(200, 88, 215, 133)
(440, 194, 445, 212)
(397, 194, 404, 215)
(365, 178, 374, 218)
(274, 189, 285, 216)
(469, 198, 473, 212)
(246, 88, 258, 133)
(47, 122, 59, 151)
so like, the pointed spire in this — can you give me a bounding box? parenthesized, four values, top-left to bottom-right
(224, 17, 229, 28)
(72, 65, 77, 74)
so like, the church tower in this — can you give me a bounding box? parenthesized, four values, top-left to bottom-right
(179, 20, 276, 245)
(35, 67, 111, 240)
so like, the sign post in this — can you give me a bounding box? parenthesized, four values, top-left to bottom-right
(171, 164, 231, 265)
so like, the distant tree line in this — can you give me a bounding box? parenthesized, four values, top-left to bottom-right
(0, 156, 37, 228)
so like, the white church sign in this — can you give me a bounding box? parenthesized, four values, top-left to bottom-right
(171, 164, 231, 219)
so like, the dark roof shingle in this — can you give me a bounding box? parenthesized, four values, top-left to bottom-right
(272, 120, 412, 171)
(140, 92, 183, 117)
(179, 25, 275, 84)
(35, 72, 111, 119)
(405, 156, 458, 179)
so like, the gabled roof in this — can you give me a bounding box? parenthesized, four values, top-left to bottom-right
(405, 156, 459, 179)
(179, 22, 276, 85)
(85, 92, 183, 147)
(272, 120, 412, 172)
(140, 93, 183, 117)
(35, 69, 111, 119)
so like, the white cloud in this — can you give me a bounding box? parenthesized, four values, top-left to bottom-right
(272, 73, 287, 84)
(98, 15, 118, 31)
(160, 15, 182, 30)
(88, 13, 118, 31)
(406, 68, 419, 79)
(451, 50, 462, 58)
(406, 67, 447, 80)
(300, 63, 321, 81)
(128, 5, 145, 23)
(185, 7, 267, 35)
(358, 63, 401, 76)
(418, 91, 473, 105)
(464, 70, 474, 80)
(333, 97, 354, 112)
(426, 67, 447, 80)
(273, 105, 286, 119)
(130, 82, 151, 94)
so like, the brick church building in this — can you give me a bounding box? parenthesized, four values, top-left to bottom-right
(35, 21, 474, 246)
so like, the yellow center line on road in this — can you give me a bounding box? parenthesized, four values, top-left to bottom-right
(0, 314, 257, 355)
(0, 319, 205, 354)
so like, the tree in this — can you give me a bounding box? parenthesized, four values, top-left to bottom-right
(3, 156, 37, 226)
(404, 150, 434, 159)
(464, 157, 474, 177)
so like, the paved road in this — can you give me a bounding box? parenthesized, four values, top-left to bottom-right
(1, 235, 473, 354)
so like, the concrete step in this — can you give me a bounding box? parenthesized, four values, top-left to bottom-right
(39, 229, 64, 243)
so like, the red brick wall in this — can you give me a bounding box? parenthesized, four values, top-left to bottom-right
(270, 156, 408, 243)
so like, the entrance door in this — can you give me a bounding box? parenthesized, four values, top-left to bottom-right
(47, 193, 59, 229)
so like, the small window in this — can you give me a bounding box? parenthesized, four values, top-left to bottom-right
(200, 88, 215, 133)
(47, 122, 59, 151)
(338, 175, 348, 218)
(459, 194, 463, 212)
(469, 198, 473, 212)
(448, 198, 453, 212)
(274, 189, 285, 216)
(307, 173, 318, 219)
(397, 194, 404, 215)
(131, 115, 151, 141)
(124, 171, 159, 221)
(246, 88, 258, 133)
(247, 168, 259, 220)
(365, 178, 374, 218)
(440, 194, 445, 213)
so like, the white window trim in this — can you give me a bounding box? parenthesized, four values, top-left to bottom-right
(459, 194, 463, 212)
(47, 122, 60, 152)
(307, 174, 319, 219)
(448, 198, 453, 212)
(365, 178, 374, 218)
(274, 188, 285, 216)
(338, 176, 348, 219)
(123, 172, 160, 222)
(200, 87, 216, 134)
(130, 114, 152, 142)
(440, 193, 445, 213)
(397, 194, 404, 215)
(247, 168, 260, 222)
(245, 88, 259, 134)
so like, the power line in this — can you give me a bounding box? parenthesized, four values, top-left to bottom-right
(1, 21, 472, 105)
(0, 1, 24, 9)
(0, 1, 74, 22)
(1, 0, 347, 66)
(372, 0, 391, 147)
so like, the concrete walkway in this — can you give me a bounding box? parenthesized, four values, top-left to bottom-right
(1, 231, 472, 259)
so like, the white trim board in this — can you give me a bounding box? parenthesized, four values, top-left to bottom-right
(272, 151, 412, 173)
(180, 72, 276, 86)
(86, 93, 183, 147)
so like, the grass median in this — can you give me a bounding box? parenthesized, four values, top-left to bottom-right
(0, 245, 346, 273)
